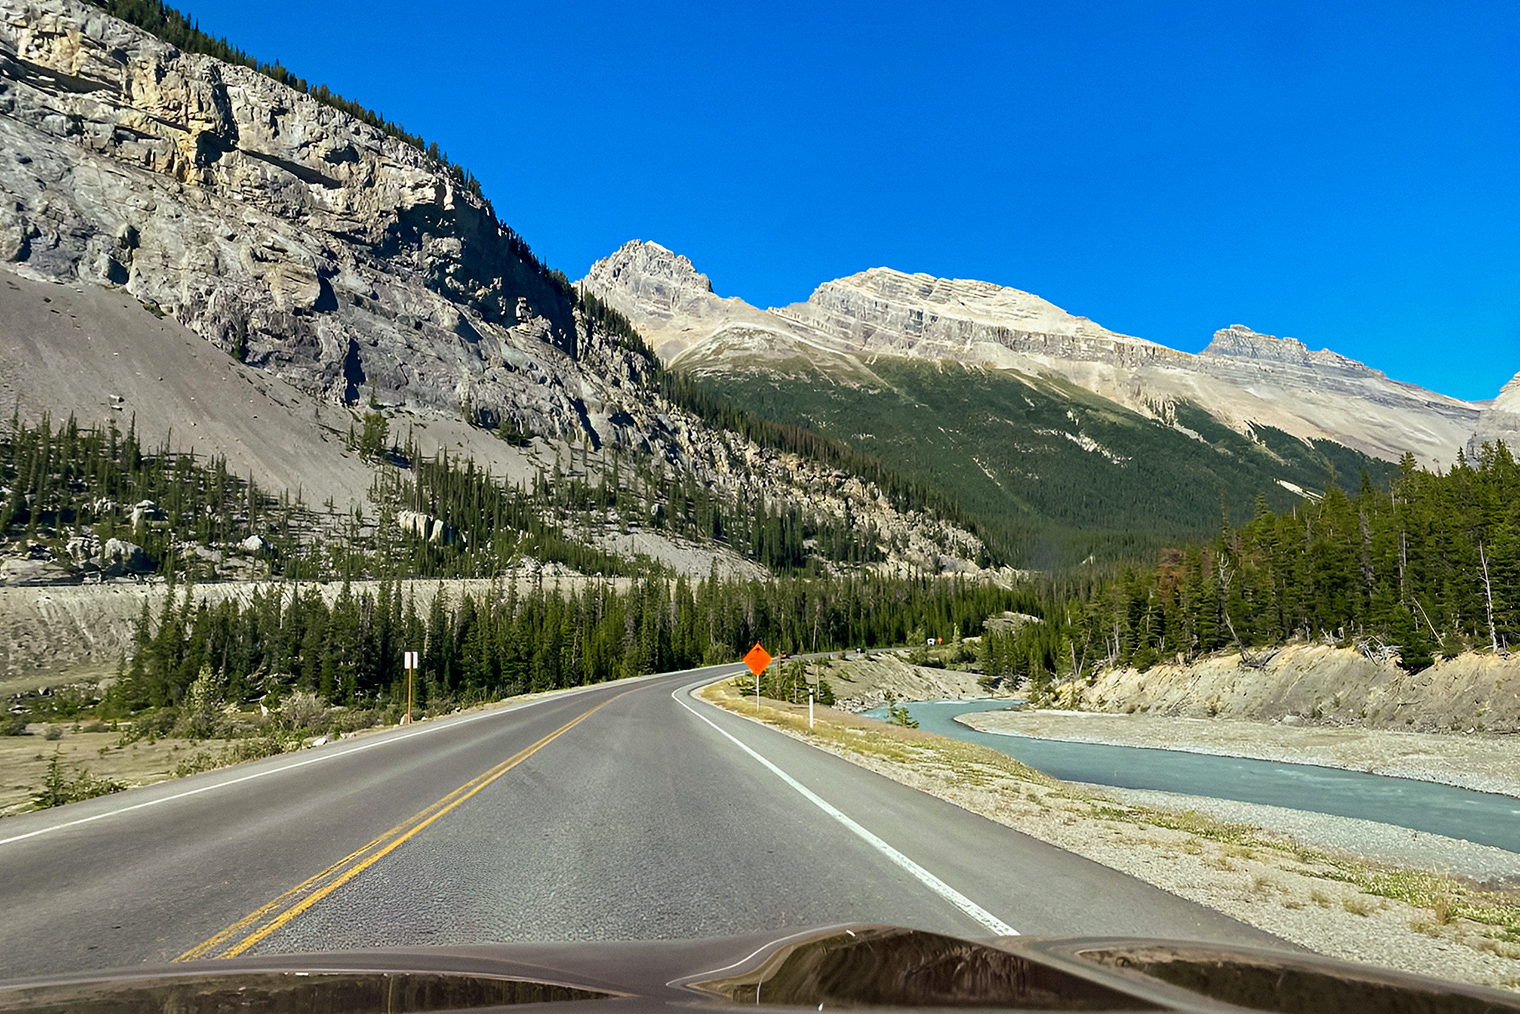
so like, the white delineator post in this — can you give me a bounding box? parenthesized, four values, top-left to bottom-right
(809, 690, 814, 729)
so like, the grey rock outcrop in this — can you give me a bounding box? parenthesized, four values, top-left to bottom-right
(0, 0, 653, 446)
(579, 240, 786, 362)
(101, 537, 148, 573)
(0, 10, 989, 576)
(1467, 372, 1520, 460)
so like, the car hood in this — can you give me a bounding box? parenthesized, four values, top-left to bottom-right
(0, 924, 1515, 1013)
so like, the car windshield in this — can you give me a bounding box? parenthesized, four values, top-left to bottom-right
(0, 0, 1517, 1007)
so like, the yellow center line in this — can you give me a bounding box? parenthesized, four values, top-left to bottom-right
(176, 691, 629, 962)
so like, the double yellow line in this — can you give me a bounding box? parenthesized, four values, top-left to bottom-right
(177, 693, 624, 961)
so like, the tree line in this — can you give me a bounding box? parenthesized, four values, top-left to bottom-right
(101, 572, 1039, 720)
(0, 411, 890, 584)
(981, 444, 1519, 691)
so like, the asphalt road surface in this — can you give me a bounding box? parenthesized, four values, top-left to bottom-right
(0, 665, 1283, 979)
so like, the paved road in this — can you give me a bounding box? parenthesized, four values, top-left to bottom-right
(0, 666, 1282, 979)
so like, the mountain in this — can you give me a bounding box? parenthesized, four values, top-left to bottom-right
(586, 242, 1481, 471)
(579, 241, 1498, 562)
(0, 0, 988, 580)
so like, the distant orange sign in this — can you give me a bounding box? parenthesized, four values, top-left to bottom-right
(743, 643, 772, 676)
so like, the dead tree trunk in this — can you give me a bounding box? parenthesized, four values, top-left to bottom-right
(1479, 541, 1500, 653)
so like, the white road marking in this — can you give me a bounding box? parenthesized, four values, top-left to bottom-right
(1, 665, 738, 848)
(672, 684, 1019, 937)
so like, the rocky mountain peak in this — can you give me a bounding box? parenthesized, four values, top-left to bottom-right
(1200, 325, 1376, 377)
(580, 240, 779, 362)
(802, 267, 1154, 345)
(1467, 370, 1520, 459)
(581, 239, 1485, 469)
(583, 240, 714, 299)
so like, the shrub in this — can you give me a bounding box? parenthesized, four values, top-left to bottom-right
(1342, 896, 1376, 917)
(2, 712, 28, 736)
(32, 752, 125, 809)
(279, 691, 328, 731)
(118, 708, 179, 744)
(176, 664, 228, 739)
(42, 725, 62, 741)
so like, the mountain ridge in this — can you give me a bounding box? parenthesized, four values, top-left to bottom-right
(583, 240, 1486, 470)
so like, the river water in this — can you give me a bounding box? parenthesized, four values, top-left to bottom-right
(864, 700, 1520, 854)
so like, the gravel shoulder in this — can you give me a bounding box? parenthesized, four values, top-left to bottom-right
(958, 709, 1520, 798)
(701, 679, 1520, 992)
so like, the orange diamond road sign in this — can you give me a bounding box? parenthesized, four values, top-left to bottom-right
(744, 643, 772, 676)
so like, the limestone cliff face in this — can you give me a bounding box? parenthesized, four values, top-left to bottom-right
(0, 0, 652, 444)
(583, 241, 1486, 469)
(1196, 324, 1474, 421)
(777, 267, 1188, 370)
(1468, 372, 1520, 459)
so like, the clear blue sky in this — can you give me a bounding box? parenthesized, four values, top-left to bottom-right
(189, 0, 1516, 400)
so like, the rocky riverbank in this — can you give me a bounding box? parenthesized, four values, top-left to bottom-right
(957, 709, 1520, 799)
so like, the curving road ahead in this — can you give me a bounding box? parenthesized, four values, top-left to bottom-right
(0, 666, 1282, 979)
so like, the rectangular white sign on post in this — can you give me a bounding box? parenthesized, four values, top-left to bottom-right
(405, 651, 418, 669)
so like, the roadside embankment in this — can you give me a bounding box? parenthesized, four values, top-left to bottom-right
(1076, 643, 1520, 734)
(699, 679, 1520, 992)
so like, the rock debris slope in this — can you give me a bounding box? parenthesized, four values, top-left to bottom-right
(583, 241, 1485, 470)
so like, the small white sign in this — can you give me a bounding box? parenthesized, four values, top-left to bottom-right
(404, 651, 418, 669)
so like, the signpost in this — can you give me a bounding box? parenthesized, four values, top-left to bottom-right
(743, 643, 772, 714)
(403, 650, 418, 724)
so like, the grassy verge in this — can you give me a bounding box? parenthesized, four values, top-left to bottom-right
(699, 679, 1520, 991)
(1, 681, 623, 817)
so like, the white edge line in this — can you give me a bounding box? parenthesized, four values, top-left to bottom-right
(0, 664, 740, 848)
(671, 683, 1019, 937)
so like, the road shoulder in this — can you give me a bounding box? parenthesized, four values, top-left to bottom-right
(695, 679, 1520, 993)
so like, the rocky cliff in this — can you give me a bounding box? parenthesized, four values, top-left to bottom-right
(1467, 371, 1520, 460)
(582, 241, 1486, 469)
(0, 0, 647, 445)
(776, 267, 1186, 370)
